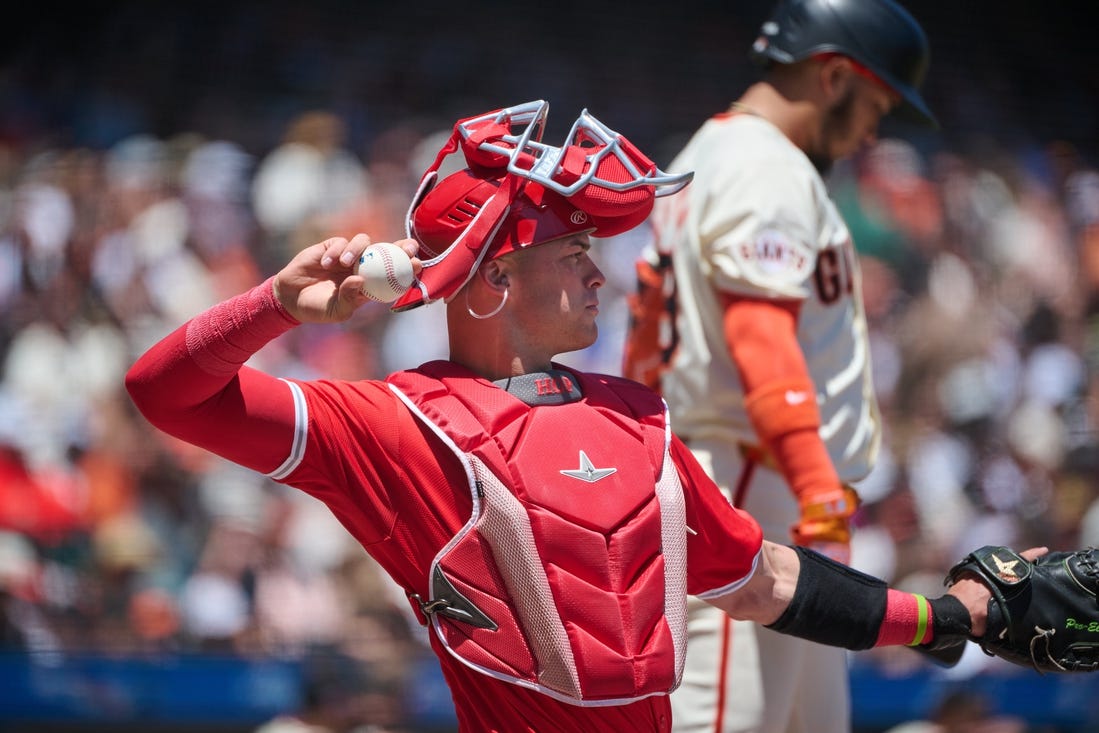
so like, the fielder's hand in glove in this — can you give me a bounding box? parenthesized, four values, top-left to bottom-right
(944, 545, 1099, 673)
(790, 485, 859, 565)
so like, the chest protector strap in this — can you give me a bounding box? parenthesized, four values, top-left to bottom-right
(388, 361, 688, 707)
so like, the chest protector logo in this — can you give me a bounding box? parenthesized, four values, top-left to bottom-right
(388, 362, 689, 706)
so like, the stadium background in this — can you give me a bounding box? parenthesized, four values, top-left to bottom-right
(1, 1, 1098, 731)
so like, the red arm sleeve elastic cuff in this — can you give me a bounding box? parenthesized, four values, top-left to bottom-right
(185, 276, 299, 376)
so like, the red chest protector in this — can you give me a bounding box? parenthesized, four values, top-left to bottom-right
(387, 361, 688, 706)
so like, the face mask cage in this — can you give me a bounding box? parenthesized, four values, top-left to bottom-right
(455, 100, 691, 199)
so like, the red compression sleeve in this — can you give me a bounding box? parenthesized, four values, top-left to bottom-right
(184, 276, 299, 377)
(125, 278, 302, 473)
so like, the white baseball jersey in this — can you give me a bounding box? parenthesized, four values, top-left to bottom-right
(655, 112, 881, 484)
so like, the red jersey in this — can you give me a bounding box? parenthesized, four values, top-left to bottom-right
(125, 286, 763, 733)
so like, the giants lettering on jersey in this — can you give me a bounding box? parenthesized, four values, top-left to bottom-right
(739, 228, 812, 278)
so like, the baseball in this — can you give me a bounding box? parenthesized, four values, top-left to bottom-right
(357, 242, 415, 302)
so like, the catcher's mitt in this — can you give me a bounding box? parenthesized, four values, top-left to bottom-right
(946, 545, 1099, 673)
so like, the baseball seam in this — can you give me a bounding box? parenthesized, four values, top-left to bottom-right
(383, 251, 399, 292)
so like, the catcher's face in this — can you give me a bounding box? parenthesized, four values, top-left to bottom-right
(497, 234, 605, 357)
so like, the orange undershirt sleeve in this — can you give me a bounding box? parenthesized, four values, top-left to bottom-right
(722, 294, 858, 550)
(722, 294, 841, 498)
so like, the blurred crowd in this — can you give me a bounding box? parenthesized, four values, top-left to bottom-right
(0, 60, 1098, 733)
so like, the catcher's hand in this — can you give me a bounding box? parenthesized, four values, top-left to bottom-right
(947, 545, 1099, 673)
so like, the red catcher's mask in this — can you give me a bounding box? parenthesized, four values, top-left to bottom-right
(392, 100, 692, 312)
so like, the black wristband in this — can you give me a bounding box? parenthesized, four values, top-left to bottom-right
(928, 594, 972, 638)
(765, 545, 888, 651)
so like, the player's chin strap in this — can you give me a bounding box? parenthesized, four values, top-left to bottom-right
(392, 168, 520, 312)
(391, 103, 539, 311)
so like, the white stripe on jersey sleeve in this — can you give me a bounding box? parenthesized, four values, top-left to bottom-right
(267, 378, 307, 480)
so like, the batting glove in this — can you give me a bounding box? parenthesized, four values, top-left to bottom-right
(791, 485, 860, 565)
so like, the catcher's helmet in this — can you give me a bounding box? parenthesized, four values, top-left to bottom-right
(750, 0, 936, 127)
(393, 100, 692, 311)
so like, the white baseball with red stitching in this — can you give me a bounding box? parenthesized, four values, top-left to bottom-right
(357, 243, 414, 302)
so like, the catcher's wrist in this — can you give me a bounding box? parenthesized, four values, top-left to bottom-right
(873, 591, 970, 648)
(765, 547, 975, 654)
(766, 545, 887, 651)
(185, 277, 299, 377)
(928, 593, 972, 640)
(874, 591, 933, 647)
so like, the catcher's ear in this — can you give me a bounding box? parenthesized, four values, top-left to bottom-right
(480, 260, 509, 291)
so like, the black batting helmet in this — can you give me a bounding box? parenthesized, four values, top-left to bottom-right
(750, 0, 936, 128)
